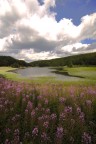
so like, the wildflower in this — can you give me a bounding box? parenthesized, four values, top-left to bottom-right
(64, 106, 72, 114)
(32, 127, 38, 136)
(86, 100, 92, 107)
(44, 99, 49, 105)
(71, 119, 75, 125)
(50, 113, 57, 120)
(12, 116, 16, 122)
(14, 129, 19, 136)
(22, 98, 26, 103)
(82, 132, 91, 144)
(59, 112, 66, 121)
(26, 95, 29, 99)
(56, 127, 63, 139)
(25, 109, 28, 114)
(5, 100, 9, 105)
(77, 107, 81, 115)
(43, 121, 49, 129)
(41, 132, 49, 142)
(27, 101, 33, 110)
(37, 95, 42, 100)
(31, 110, 35, 117)
(38, 103, 42, 108)
(45, 108, 50, 114)
(6, 128, 10, 134)
(38, 116, 44, 121)
(5, 139, 10, 144)
(80, 92, 84, 98)
(59, 97, 66, 103)
(79, 112, 85, 122)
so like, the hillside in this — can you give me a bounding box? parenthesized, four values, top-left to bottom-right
(0, 52, 96, 67)
(0, 56, 29, 67)
(30, 52, 96, 67)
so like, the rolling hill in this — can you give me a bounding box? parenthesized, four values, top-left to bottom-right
(30, 52, 96, 67)
(0, 52, 96, 67)
(0, 56, 28, 67)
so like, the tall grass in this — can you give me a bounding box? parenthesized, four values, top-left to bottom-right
(0, 78, 96, 144)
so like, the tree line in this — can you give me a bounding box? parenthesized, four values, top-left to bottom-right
(0, 56, 29, 67)
(30, 52, 96, 67)
(0, 52, 96, 67)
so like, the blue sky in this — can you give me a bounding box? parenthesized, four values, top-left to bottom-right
(0, 0, 96, 61)
(55, 0, 96, 25)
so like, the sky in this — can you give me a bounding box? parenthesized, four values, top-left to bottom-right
(0, 0, 96, 62)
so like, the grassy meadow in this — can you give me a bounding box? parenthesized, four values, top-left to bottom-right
(0, 66, 96, 144)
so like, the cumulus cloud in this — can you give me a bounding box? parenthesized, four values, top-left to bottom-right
(0, 0, 96, 61)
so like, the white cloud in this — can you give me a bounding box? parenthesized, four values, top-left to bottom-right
(61, 43, 89, 52)
(19, 49, 58, 61)
(0, 0, 96, 61)
(78, 13, 96, 40)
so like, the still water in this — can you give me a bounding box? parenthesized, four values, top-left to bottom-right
(14, 67, 81, 81)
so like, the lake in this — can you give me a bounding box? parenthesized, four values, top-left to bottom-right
(13, 67, 82, 81)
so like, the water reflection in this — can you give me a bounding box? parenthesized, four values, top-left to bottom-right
(14, 67, 81, 81)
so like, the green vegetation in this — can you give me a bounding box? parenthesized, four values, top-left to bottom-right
(0, 56, 29, 67)
(0, 52, 96, 68)
(0, 66, 96, 86)
(30, 52, 96, 67)
(0, 53, 96, 143)
(54, 66, 96, 80)
(0, 78, 96, 143)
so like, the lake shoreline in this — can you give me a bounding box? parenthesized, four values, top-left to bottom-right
(6, 67, 83, 81)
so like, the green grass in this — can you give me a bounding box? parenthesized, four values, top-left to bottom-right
(62, 67, 96, 80)
(0, 67, 28, 82)
(0, 66, 96, 86)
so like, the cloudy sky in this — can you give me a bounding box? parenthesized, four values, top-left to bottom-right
(0, 0, 96, 62)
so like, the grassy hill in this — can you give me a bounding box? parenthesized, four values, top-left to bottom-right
(0, 56, 29, 67)
(30, 52, 96, 67)
(0, 52, 96, 68)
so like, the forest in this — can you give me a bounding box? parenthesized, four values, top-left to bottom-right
(30, 52, 96, 67)
(0, 52, 96, 67)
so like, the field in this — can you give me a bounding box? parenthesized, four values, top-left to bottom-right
(0, 66, 96, 144)
(55, 67, 96, 80)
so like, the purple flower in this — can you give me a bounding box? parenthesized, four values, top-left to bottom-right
(38, 116, 44, 121)
(32, 127, 38, 136)
(80, 92, 84, 98)
(14, 129, 19, 136)
(44, 99, 48, 105)
(5, 139, 10, 144)
(37, 95, 42, 100)
(82, 132, 91, 144)
(6, 128, 11, 134)
(79, 112, 85, 122)
(86, 100, 92, 107)
(77, 107, 81, 115)
(41, 132, 49, 142)
(64, 106, 72, 114)
(59, 112, 66, 121)
(50, 113, 57, 120)
(27, 101, 33, 110)
(25, 109, 28, 114)
(45, 108, 50, 114)
(31, 110, 35, 117)
(43, 121, 49, 128)
(56, 127, 63, 139)
(59, 97, 66, 103)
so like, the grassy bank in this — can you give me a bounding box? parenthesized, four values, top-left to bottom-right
(0, 66, 96, 86)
